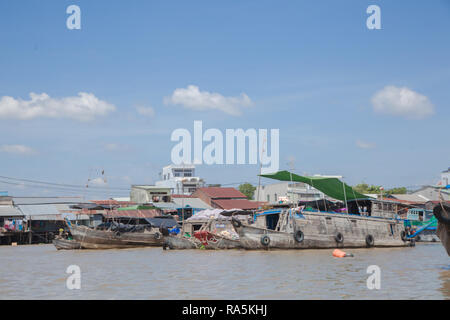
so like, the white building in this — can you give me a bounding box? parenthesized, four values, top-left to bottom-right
(255, 181, 324, 204)
(155, 164, 205, 195)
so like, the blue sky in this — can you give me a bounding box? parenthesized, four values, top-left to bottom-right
(0, 0, 449, 198)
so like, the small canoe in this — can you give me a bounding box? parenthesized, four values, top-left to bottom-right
(53, 238, 82, 250)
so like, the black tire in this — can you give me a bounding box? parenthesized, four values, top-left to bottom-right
(115, 231, 121, 237)
(334, 232, 344, 243)
(160, 227, 169, 236)
(433, 204, 450, 225)
(416, 235, 421, 241)
(294, 230, 304, 243)
(154, 232, 162, 240)
(365, 234, 374, 247)
(231, 218, 242, 228)
(261, 235, 270, 246)
(401, 230, 407, 241)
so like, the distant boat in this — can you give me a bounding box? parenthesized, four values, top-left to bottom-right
(405, 208, 439, 242)
(52, 237, 81, 250)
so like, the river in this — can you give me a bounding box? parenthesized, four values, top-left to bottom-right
(0, 242, 449, 299)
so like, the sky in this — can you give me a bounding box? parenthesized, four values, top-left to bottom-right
(0, 0, 449, 199)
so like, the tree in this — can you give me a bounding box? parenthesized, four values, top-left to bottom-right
(238, 183, 256, 200)
(353, 183, 408, 195)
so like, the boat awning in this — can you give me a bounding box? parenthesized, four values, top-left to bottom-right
(260, 171, 373, 202)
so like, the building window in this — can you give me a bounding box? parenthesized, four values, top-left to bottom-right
(267, 195, 270, 202)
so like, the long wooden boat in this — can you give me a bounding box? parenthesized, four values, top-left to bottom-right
(163, 235, 199, 250)
(52, 238, 82, 250)
(68, 223, 164, 249)
(235, 170, 414, 250)
(232, 208, 411, 250)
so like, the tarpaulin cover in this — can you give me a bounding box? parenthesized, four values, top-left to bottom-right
(186, 209, 252, 221)
(144, 217, 180, 228)
(260, 170, 373, 201)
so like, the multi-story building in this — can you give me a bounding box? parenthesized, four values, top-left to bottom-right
(155, 164, 205, 195)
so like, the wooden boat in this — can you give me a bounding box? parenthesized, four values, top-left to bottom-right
(52, 237, 81, 250)
(433, 203, 450, 255)
(234, 170, 413, 250)
(162, 210, 248, 250)
(163, 234, 199, 250)
(68, 223, 164, 249)
(193, 230, 241, 249)
(405, 208, 439, 242)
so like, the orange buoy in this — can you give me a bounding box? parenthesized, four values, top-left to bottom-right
(332, 249, 353, 258)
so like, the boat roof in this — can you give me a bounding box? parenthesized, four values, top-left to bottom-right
(260, 171, 373, 202)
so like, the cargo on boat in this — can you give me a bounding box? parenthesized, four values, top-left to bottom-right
(163, 209, 251, 250)
(233, 171, 414, 250)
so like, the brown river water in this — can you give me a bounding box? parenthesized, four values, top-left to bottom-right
(0, 243, 449, 300)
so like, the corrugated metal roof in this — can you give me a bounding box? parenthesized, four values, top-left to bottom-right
(13, 197, 82, 205)
(17, 204, 60, 216)
(28, 214, 63, 221)
(103, 209, 160, 218)
(0, 206, 24, 217)
(195, 187, 247, 199)
(212, 199, 262, 210)
(173, 198, 212, 209)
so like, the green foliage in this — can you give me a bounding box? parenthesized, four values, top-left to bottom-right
(353, 183, 407, 195)
(238, 183, 256, 200)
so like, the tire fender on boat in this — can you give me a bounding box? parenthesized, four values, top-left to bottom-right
(231, 218, 242, 228)
(401, 230, 407, 241)
(294, 230, 304, 243)
(365, 234, 374, 247)
(261, 235, 270, 246)
(334, 232, 344, 243)
(154, 232, 162, 240)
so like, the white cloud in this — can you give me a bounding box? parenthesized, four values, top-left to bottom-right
(356, 140, 376, 149)
(371, 86, 434, 119)
(104, 143, 120, 151)
(136, 106, 155, 117)
(0, 92, 116, 121)
(0, 144, 36, 155)
(164, 85, 253, 116)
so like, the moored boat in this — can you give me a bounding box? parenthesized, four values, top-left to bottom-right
(52, 237, 82, 250)
(162, 209, 250, 250)
(66, 218, 179, 249)
(433, 203, 450, 255)
(234, 170, 413, 250)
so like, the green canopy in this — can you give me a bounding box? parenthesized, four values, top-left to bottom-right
(260, 170, 373, 202)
